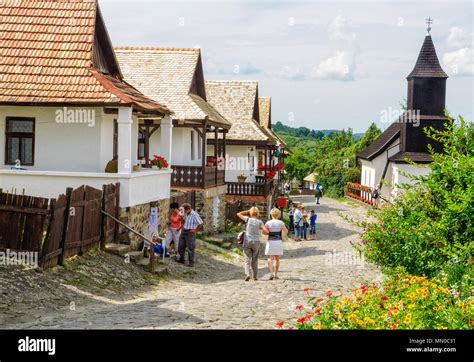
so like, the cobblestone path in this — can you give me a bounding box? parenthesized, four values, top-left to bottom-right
(8, 197, 382, 329)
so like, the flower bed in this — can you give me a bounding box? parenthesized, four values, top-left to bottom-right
(281, 273, 473, 330)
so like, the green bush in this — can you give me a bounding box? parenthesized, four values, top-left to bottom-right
(355, 116, 473, 281)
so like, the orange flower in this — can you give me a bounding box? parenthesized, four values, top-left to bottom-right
(326, 290, 332, 297)
(276, 321, 284, 327)
(303, 288, 310, 292)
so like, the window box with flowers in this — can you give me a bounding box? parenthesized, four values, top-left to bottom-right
(149, 155, 169, 169)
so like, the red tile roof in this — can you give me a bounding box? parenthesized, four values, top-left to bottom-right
(0, 0, 170, 114)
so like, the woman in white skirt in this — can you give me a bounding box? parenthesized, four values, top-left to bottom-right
(264, 208, 288, 280)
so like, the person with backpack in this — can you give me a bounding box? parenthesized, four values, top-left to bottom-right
(315, 183, 323, 205)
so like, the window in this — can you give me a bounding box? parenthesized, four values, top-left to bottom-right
(197, 134, 202, 160)
(191, 131, 195, 160)
(138, 130, 146, 159)
(5, 117, 35, 165)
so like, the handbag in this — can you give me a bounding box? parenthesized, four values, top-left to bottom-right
(237, 218, 249, 245)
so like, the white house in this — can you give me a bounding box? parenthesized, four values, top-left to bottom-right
(357, 30, 449, 201)
(114, 47, 232, 232)
(0, 0, 174, 244)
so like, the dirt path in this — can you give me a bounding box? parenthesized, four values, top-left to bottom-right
(5, 196, 382, 329)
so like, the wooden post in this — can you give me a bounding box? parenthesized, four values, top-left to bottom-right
(214, 127, 218, 185)
(202, 121, 207, 188)
(58, 187, 73, 266)
(114, 183, 120, 242)
(100, 184, 107, 250)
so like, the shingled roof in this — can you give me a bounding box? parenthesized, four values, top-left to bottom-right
(407, 35, 448, 78)
(114, 47, 230, 128)
(205, 81, 275, 143)
(258, 97, 286, 146)
(357, 122, 400, 161)
(0, 0, 169, 114)
(389, 151, 432, 163)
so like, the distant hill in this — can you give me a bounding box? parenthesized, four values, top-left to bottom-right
(273, 121, 363, 145)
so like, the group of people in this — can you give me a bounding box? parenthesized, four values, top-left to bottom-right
(288, 204, 317, 241)
(151, 202, 204, 268)
(158, 188, 321, 281)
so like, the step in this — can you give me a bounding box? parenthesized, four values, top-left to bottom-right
(105, 243, 130, 256)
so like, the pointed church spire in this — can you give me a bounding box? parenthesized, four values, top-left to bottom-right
(407, 20, 448, 79)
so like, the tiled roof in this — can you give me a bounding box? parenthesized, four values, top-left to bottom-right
(205, 81, 275, 143)
(258, 97, 286, 146)
(389, 151, 432, 163)
(357, 122, 400, 160)
(407, 35, 448, 78)
(0, 0, 169, 114)
(114, 47, 230, 128)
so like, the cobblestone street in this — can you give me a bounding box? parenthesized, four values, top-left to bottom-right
(6, 197, 382, 329)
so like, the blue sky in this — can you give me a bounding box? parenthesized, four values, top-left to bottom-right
(100, 0, 473, 132)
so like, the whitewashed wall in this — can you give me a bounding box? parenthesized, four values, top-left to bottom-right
(0, 106, 132, 172)
(225, 145, 257, 182)
(149, 127, 203, 166)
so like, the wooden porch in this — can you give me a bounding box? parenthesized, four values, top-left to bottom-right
(171, 165, 225, 189)
(226, 178, 275, 196)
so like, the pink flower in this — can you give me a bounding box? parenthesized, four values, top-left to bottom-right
(381, 295, 388, 301)
(387, 310, 392, 316)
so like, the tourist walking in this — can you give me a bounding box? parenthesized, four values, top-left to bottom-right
(165, 202, 183, 257)
(315, 182, 323, 204)
(264, 208, 287, 280)
(309, 209, 317, 240)
(175, 203, 203, 267)
(237, 207, 268, 281)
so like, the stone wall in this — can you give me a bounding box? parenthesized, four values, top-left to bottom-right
(194, 186, 226, 235)
(119, 198, 170, 250)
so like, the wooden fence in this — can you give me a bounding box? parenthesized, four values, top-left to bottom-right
(0, 183, 120, 270)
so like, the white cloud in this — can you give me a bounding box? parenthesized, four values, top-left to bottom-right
(446, 26, 472, 50)
(311, 51, 356, 81)
(443, 48, 474, 76)
(443, 27, 474, 76)
(277, 65, 306, 81)
(328, 15, 356, 42)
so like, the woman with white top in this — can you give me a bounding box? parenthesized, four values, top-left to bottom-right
(263, 208, 288, 280)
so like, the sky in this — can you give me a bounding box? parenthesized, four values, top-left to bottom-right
(100, 0, 474, 133)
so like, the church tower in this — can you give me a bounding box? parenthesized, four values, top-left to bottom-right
(402, 19, 449, 154)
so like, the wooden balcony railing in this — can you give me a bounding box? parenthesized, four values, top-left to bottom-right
(345, 182, 374, 206)
(171, 165, 225, 188)
(226, 179, 275, 196)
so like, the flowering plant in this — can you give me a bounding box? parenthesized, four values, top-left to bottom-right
(284, 272, 473, 330)
(149, 155, 168, 169)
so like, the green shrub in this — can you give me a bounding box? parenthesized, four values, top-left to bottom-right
(355, 116, 473, 281)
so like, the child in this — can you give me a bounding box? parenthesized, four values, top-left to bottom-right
(309, 210, 317, 240)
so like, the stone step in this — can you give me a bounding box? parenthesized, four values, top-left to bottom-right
(105, 243, 130, 256)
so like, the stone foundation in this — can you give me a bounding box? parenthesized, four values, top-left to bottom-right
(119, 198, 170, 250)
(194, 185, 226, 235)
